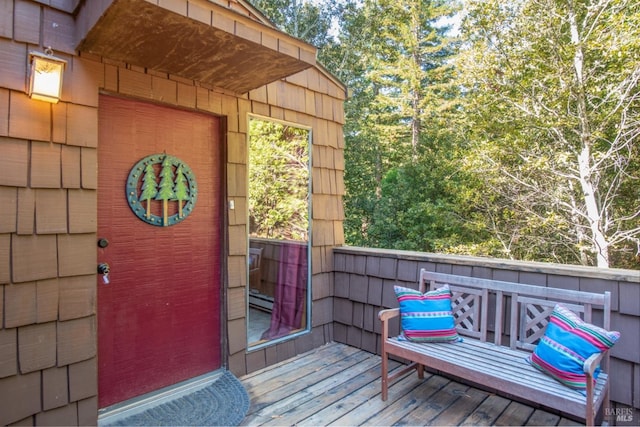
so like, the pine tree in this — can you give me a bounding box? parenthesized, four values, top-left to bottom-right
(140, 162, 158, 219)
(155, 156, 176, 226)
(339, 0, 465, 250)
(174, 164, 189, 218)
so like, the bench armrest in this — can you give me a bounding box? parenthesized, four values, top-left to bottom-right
(583, 351, 607, 376)
(583, 349, 609, 424)
(379, 308, 400, 322)
(379, 308, 399, 340)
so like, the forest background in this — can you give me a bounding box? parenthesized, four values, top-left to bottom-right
(250, 0, 640, 270)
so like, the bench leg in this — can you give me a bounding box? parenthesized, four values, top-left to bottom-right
(586, 379, 595, 426)
(381, 349, 389, 401)
(417, 363, 424, 379)
(599, 384, 611, 427)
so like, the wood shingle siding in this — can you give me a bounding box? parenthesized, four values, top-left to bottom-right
(0, 0, 345, 424)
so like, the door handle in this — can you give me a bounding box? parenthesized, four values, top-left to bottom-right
(98, 263, 110, 284)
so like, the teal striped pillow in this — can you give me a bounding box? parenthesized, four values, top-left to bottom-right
(394, 285, 461, 343)
(528, 304, 620, 390)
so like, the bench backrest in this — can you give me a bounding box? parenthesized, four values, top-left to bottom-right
(419, 269, 612, 352)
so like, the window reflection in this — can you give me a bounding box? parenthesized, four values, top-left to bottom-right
(247, 118, 311, 347)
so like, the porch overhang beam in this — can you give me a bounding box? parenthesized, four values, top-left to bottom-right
(76, 0, 316, 94)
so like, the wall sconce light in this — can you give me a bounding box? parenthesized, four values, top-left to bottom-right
(28, 47, 66, 103)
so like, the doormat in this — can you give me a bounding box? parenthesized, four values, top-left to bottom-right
(107, 371, 250, 426)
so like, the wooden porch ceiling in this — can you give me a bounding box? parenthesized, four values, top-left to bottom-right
(240, 343, 582, 426)
(76, 0, 316, 94)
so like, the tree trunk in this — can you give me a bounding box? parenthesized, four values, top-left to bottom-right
(411, 93, 420, 163)
(569, 1, 610, 267)
(577, 146, 610, 267)
(567, 181, 591, 265)
(410, 3, 421, 163)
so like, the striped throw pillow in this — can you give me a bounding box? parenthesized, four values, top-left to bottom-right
(394, 285, 460, 343)
(528, 304, 620, 390)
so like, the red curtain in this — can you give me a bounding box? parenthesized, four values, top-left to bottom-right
(261, 243, 308, 340)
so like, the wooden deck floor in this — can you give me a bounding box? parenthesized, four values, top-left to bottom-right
(239, 342, 583, 426)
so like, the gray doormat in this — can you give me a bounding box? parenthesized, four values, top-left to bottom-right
(108, 371, 250, 426)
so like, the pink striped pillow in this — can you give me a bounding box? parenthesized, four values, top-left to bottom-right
(528, 304, 620, 390)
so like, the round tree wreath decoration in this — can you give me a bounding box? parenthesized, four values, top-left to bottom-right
(126, 153, 197, 226)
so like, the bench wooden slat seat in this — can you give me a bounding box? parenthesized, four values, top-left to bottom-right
(384, 336, 608, 418)
(379, 270, 614, 426)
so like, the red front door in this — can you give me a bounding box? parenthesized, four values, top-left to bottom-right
(97, 95, 222, 408)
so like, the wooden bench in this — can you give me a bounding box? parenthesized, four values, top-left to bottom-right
(379, 269, 614, 426)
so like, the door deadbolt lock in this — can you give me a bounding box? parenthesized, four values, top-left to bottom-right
(98, 263, 110, 275)
(98, 263, 110, 284)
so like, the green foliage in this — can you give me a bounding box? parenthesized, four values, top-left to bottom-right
(249, 119, 309, 241)
(253, 0, 639, 269)
(250, 0, 348, 69)
(457, 0, 640, 268)
(368, 161, 479, 252)
(339, 0, 476, 254)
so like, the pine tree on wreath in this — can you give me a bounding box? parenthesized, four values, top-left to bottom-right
(174, 164, 189, 218)
(155, 156, 176, 226)
(141, 163, 158, 219)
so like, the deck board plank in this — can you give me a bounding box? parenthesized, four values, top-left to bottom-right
(526, 409, 561, 426)
(427, 387, 490, 426)
(299, 364, 416, 426)
(243, 343, 359, 392)
(247, 352, 379, 425)
(259, 359, 403, 426)
(495, 401, 536, 426)
(558, 417, 585, 425)
(397, 381, 478, 426)
(244, 346, 371, 418)
(327, 373, 432, 426)
(460, 394, 512, 426)
(239, 343, 585, 426)
(364, 375, 450, 426)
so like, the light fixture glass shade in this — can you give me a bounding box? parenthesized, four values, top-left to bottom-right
(28, 51, 66, 103)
